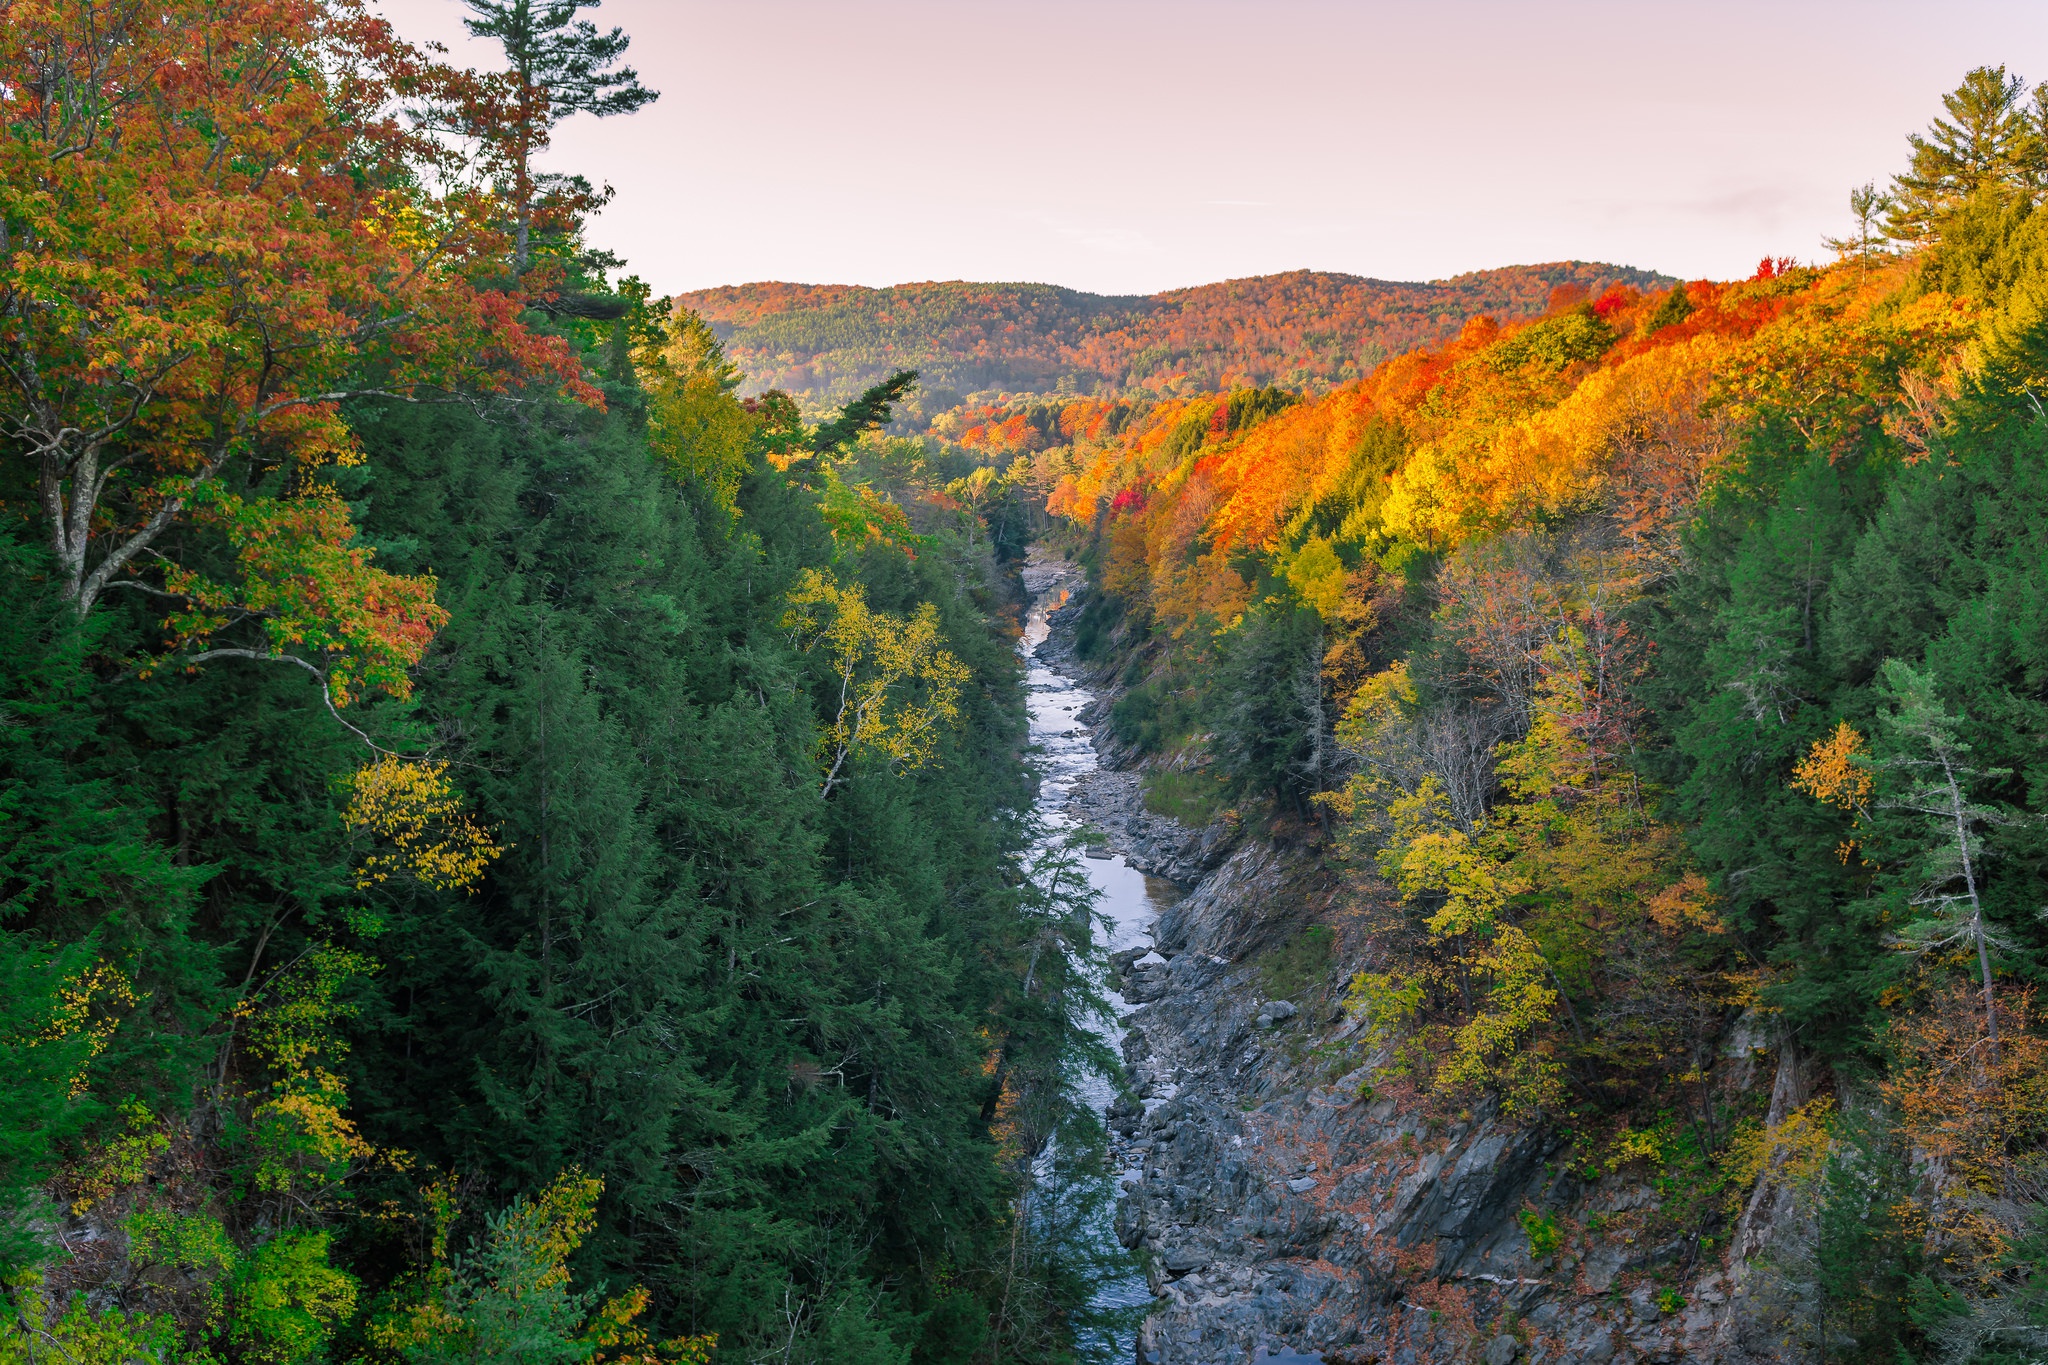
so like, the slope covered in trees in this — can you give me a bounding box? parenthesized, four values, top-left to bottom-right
(1032, 66, 2048, 1362)
(0, 3, 1114, 1362)
(676, 264, 1674, 418)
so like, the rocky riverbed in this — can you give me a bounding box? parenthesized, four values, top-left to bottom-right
(1031, 554, 1815, 1365)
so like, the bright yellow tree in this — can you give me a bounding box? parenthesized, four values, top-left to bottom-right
(783, 569, 969, 798)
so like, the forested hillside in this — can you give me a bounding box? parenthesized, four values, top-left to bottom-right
(0, 3, 1110, 1363)
(10, 0, 2048, 1360)
(1029, 67, 2048, 1361)
(676, 264, 1673, 419)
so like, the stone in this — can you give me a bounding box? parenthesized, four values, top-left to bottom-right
(1582, 1244, 1625, 1292)
(1562, 1325, 1618, 1363)
(1287, 1176, 1318, 1193)
(1484, 1335, 1521, 1365)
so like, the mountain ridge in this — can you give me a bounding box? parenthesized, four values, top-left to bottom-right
(676, 262, 1678, 416)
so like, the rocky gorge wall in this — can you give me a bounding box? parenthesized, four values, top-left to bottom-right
(1039, 587, 1821, 1365)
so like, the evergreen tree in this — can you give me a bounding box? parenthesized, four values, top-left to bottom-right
(1887, 66, 2046, 244)
(461, 0, 658, 274)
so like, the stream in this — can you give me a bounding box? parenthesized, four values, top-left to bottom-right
(1018, 551, 1331, 1365)
(1019, 552, 1177, 1359)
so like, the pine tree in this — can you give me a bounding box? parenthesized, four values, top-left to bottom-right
(461, 0, 658, 274)
(1869, 660, 2014, 1064)
(1886, 66, 2046, 244)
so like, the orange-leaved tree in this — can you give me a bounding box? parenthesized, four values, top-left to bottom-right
(0, 0, 598, 707)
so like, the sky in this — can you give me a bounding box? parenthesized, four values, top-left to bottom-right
(377, 0, 2048, 297)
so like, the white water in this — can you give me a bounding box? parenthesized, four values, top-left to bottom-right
(1019, 553, 1330, 1365)
(1018, 553, 1179, 1358)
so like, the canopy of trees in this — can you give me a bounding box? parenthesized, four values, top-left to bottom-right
(1042, 68, 2048, 1363)
(0, 2, 1116, 1362)
(675, 264, 1675, 418)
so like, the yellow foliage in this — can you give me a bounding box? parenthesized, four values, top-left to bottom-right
(1606, 1122, 1668, 1172)
(1379, 336, 1731, 552)
(512, 1169, 603, 1291)
(1343, 969, 1425, 1061)
(43, 960, 135, 1096)
(342, 756, 503, 891)
(240, 947, 382, 1192)
(1284, 535, 1349, 622)
(374, 1170, 710, 1364)
(1792, 720, 1873, 812)
(66, 1100, 170, 1214)
(584, 1286, 719, 1364)
(1722, 1097, 1837, 1213)
(641, 309, 754, 512)
(783, 569, 969, 796)
(1377, 441, 1466, 549)
(1322, 661, 1422, 837)
(1374, 780, 1564, 1116)
(251, 1083, 377, 1193)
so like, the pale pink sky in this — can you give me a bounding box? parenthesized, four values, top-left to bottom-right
(377, 0, 2048, 295)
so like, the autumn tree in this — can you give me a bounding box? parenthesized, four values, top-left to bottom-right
(460, 0, 657, 276)
(0, 0, 594, 701)
(782, 569, 968, 797)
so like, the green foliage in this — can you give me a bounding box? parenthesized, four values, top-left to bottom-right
(230, 1233, 358, 1365)
(381, 1176, 604, 1365)
(1641, 284, 1695, 335)
(1140, 768, 1230, 826)
(1516, 1206, 1563, 1260)
(0, 1289, 178, 1365)
(810, 370, 921, 455)
(1205, 595, 1326, 808)
(1257, 924, 1334, 1002)
(1886, 65, 2044, 246)
(1225, 385, 1297, 432)
(1812, 1113, 1923, 1362)
(0, 254, 1109, 1365)
(1484, 308, 1617, 373)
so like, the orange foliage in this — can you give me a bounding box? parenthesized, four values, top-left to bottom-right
(679, 265, 1671, 409)
(1, 0, 597, 691)
(1050, 254, 1968, 620)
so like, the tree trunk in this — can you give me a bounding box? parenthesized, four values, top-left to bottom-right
(1942, 757, 2000, 1065)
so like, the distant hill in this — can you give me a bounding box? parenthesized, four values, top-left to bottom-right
(675, 263, 1678, 418)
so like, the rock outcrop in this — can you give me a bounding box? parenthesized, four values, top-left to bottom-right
(1041, 584, 1811, 1365)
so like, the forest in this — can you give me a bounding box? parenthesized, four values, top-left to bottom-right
(7, 0, 2048, 1360)
(674, 265, 1672, 422)
(1030, 65, 2048, 1363)
(0, 2, 1114, 1362)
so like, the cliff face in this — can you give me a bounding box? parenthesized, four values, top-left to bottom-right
(1044, 597, 1814, 1365)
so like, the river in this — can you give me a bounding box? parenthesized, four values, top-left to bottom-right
(1018, 551, 1331, 1365)
(1019, 551, 1176, 1359)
